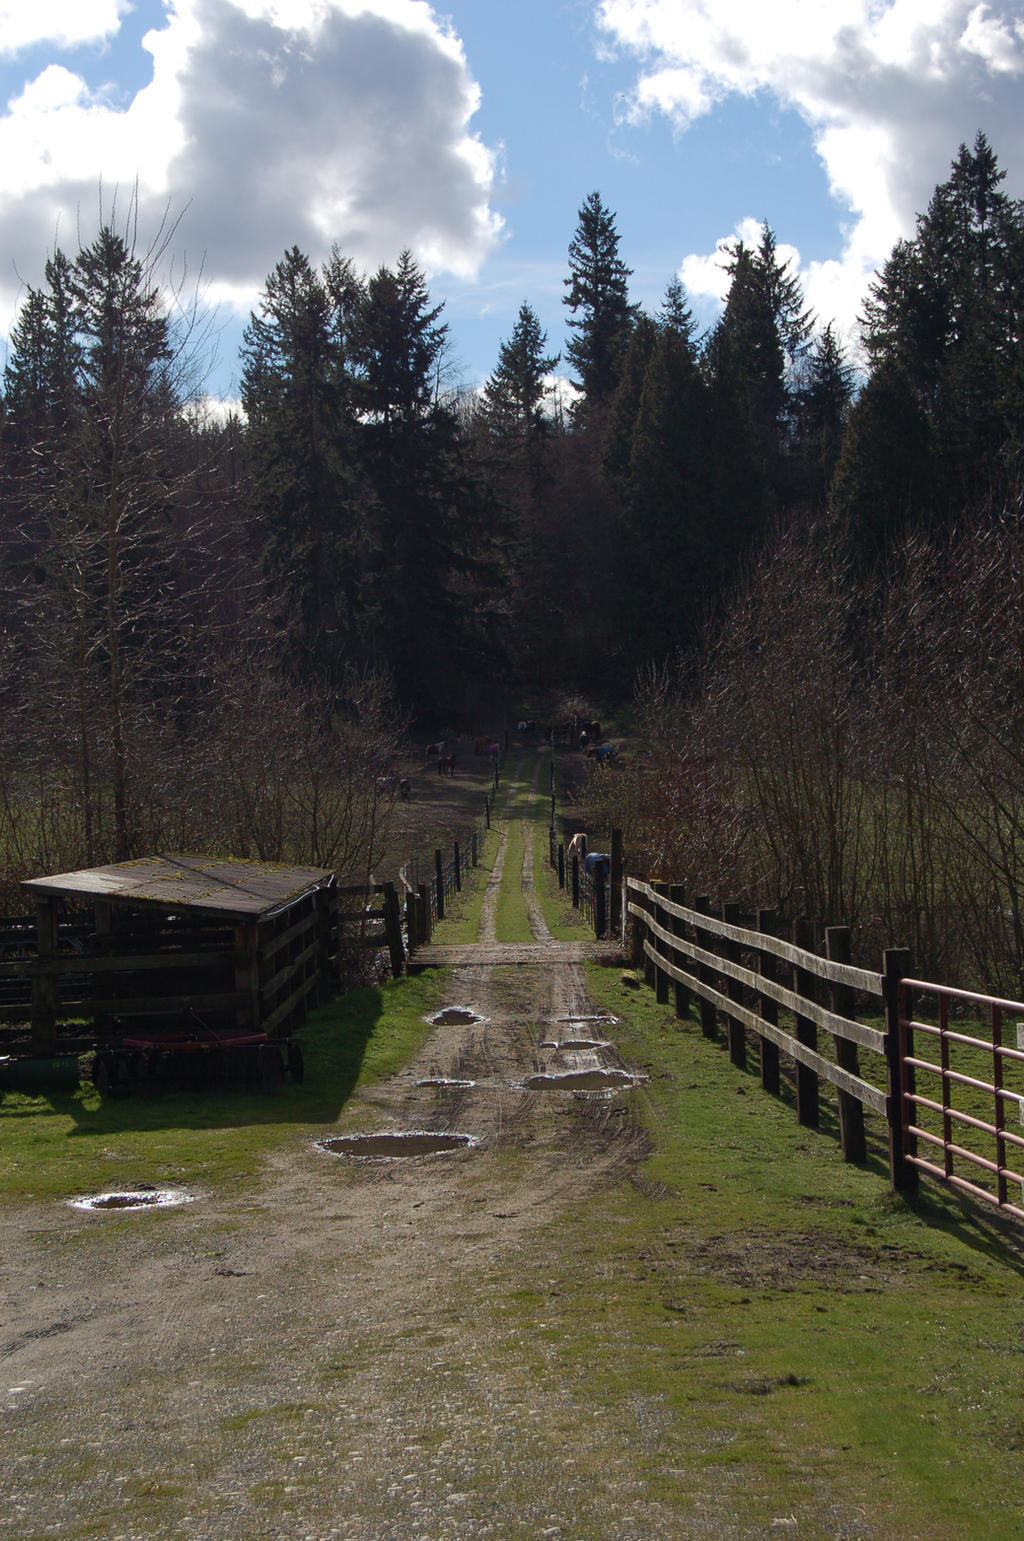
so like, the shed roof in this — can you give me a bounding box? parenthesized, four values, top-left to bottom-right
(22, 854, 334, 921)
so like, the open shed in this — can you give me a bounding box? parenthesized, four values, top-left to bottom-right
(19, 854, 336, 1088)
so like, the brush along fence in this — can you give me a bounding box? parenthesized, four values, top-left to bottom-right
(626, 878, 1024, 1223)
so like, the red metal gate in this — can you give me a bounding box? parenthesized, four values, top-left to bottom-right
(897, 977, 1024, 1218)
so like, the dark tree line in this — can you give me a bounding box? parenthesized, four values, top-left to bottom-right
(1, 132, 1022, 871)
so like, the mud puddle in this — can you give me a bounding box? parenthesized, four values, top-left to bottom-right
(69, 1188, 196, 1212)
(318, 1132, 477, 1158)
(524, 1069, 643, 1091)
(429, 1008, 485, 1026)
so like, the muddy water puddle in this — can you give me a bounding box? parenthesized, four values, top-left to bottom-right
(69, 1188, 196, 1213)
(525, 1069, 643, 1091)
(415, 1077, 477, 1091)
(539, 1038, 612, 1051)
(556, 1015, 619, 1026)
(318, 1131, 478, 1159)
(429, 1007, 486, 1027)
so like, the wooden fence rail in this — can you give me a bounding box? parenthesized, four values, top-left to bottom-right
(625, 878, 899, 1195)
(626, 876, 1024, 1223)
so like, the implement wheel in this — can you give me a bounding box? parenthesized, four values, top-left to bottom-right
(92, 1052, 117, 1099)
(257, 1042, 284, 1093)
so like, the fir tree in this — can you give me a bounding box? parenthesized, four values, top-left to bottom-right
(241, 246, 367, 684)
(480, 301, 558, 448)
(860, 132, 1024, 515)
(563, 191, 633, 411)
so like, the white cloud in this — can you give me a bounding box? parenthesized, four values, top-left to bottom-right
(0, 0, 128, 55)
(599, 0, 1024, 333)
(0, 0, 502, 352)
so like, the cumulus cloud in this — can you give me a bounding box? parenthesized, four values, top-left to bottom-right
(0, 0, 502, 338)
(0, 1, 128, 55)
(598, 0, 1024, 332)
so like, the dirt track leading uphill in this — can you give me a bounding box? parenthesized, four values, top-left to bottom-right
(1, 758, 689, 1541)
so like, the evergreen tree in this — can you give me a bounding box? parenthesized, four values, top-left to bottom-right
(563, 192, 634, 411)
(480, 301, 558, 450)
(793, 323, 855, 513)
(860, 132, 1024, 515)
(241, 246, 368, 684)
(476, 304, 562, 689)
(354, 249, 449, 427)
(706, 224, 812, 506)
(353, 253, 501, 710)
(829, 358, 936, 568)
(602, 312, 660, 492)
(617, 305, 711, 665)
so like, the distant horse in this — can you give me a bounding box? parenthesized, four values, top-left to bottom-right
(566, 831, 588, 864)
(437, 754, 456, 776)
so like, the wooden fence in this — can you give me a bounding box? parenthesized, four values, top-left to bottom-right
(548, 819, 623, 939)
(0, 813, 492, 1052)
(626, 878, 1024, 1223)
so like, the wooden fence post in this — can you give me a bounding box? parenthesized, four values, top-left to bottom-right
(405, 890, 418, 952)
(627, 880, 646, 970)
(571, 855, 580, 911)
(417, 883, 431, 944)
(235, 919, 261, 1033)
(316, 888, 335, 1002)
(485, 795, 490, 830)
(610, 829, 623, 936)
(723, 901, 746, 1070)
(557, 844, 565, 889)
(30, 897, 59, 1055)
(653, 883, 671, 1004)
(670, 884, 690, 1019)
(434, 850, 445, 921)
(883, 947, 917, 1192)
(383, 883, 405, 977)
(757, 909, 780, 1095)
(643, 884, 659, 989)
(594, 863, 607, 940)
(694, 895, 717, 1039)
(793, 917, 820, 1128)
(827, 926, 865, 1162)
(454, 842, 462, 893)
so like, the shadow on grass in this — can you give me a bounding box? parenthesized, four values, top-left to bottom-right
(695, 1016, 1024, 1274)
(0, 986, 386, 1137)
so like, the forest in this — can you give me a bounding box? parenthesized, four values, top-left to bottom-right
(1, 132, 1023, 988)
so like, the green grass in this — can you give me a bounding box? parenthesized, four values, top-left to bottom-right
(519, 962, 1024, 1540)
(0, 970, 447, 1202)
(428, 823, 501, 944)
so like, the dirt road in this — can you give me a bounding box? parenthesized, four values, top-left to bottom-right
(1, 760, 687, 1541)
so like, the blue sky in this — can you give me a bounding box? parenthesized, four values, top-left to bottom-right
(1, 0, 1023, 408)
